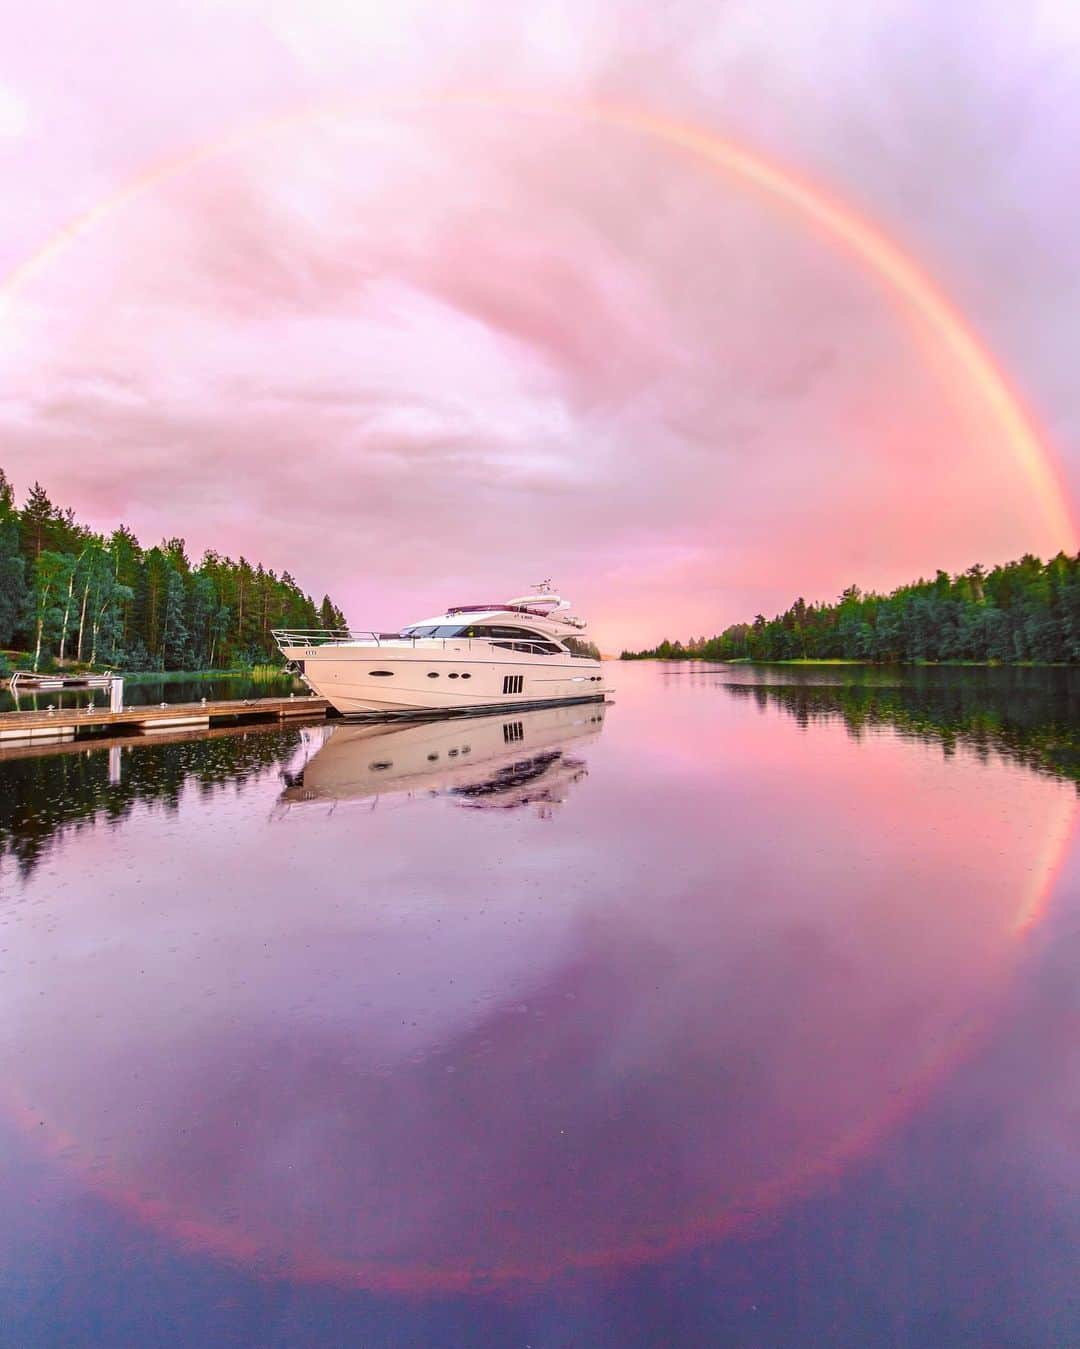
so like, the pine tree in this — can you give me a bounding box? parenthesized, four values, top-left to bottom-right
(21, 482, 56, 561)
(160, 568, 190, 669)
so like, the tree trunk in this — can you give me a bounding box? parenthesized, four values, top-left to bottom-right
(32, 578, 54, 671)
(90, 595, 109, 667)
(57, 566, 76, 663)
(76, 576, 91, 661)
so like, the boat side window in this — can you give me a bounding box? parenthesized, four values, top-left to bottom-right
(466, 625, 546, 640)
(433, 624, 466, 637)
(491, 638, 563, 654)
(402, 625, 439, 637)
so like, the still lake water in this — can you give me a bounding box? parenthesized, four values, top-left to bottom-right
(1, 662, 1077, 1347)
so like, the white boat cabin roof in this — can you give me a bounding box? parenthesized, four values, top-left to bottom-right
(404, 599, 587, 637)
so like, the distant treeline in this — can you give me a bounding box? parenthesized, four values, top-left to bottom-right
(0, 468, 346, 672)
(621, 555, 1080, 664)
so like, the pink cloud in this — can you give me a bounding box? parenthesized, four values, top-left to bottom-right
(1, 1, 1078, 646)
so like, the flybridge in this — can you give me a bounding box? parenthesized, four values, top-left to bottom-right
(447, 604, 565, 620)
(443, 605, 588, 631)
(446, 589, 588, 629)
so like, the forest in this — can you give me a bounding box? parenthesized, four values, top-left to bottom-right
(621, 554, 1080, 664)
(0, 468, 347, 673)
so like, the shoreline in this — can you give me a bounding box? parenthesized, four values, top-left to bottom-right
(1, 667, 287, 690)
(620, 657, 1078, 668)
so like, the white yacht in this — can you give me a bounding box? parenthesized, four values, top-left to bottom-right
(273, 584, 607, 718)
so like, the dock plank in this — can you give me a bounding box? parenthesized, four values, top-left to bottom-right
(0, 713, 329, 763)
(0, 695, 329, 741)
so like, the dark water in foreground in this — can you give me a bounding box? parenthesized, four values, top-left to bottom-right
(0, 662, 1077, 1347)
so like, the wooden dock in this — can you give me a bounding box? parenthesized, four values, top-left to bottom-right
(0, 695, 330, 744)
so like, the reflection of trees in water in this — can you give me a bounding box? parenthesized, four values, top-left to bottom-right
(0, 728, 305, 877)
(724, 674, 1080, 788)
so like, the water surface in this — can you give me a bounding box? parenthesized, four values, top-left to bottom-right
(1, 663, 1077, 1346)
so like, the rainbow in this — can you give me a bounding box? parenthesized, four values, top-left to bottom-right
(1, 90, 1076, 549)
(2, 101, 1076, 1287)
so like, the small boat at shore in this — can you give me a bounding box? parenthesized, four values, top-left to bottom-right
(273, 584, 608, 719)
(8, 671, 116, 692)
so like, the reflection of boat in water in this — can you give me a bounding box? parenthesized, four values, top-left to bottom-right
(281, 701, 607, 814)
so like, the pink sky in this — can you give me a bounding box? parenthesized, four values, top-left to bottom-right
(1, 0, 1079, 647)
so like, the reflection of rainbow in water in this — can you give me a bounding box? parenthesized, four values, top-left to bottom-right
(0, 92, 1076, 550)
(2, 742, 1074, 1295)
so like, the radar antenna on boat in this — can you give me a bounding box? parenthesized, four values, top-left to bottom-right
(505, 582, 570, 612)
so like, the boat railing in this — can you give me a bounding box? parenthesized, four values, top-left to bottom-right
(272, 629, 588, 658)
(272, 628, 390, 648)
(9, 668, 126, 712)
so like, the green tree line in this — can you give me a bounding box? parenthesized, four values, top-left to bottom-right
(621, 555, 1080, 664)
(0, 468, 347, 672)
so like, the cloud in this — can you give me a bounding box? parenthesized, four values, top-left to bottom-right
(0, 81, 28, 139)
(0, 1, 1077, 643)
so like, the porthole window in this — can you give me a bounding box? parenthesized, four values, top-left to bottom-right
(448, 672, 459, 679)
(427, 753, 439, 761)
(427, 672, 439, 679)
(370, 760, 392, 771)
(369, 670, 394, 677)
(461, 673, 472, 679)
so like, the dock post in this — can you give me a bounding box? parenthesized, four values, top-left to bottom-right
(110, 677, 124, 713)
